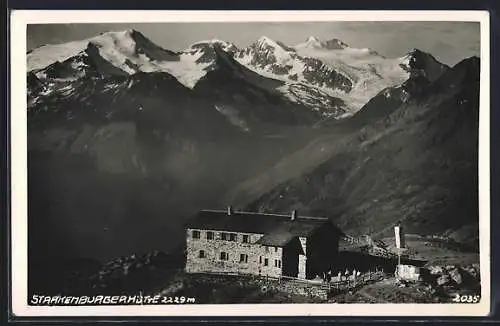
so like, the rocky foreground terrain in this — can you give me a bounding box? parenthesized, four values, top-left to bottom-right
(36, 247, 479, 305)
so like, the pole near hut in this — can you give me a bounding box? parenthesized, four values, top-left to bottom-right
(394, 221, 405, 249)
(394, 221, 405, 276)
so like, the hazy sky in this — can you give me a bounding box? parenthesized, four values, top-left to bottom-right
(27, 21, 480, 66)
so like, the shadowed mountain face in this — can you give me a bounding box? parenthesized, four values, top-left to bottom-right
(241, 57, 479, 248)
(192, 45, 322, 128)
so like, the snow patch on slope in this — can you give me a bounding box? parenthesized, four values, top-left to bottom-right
(189, 39, 237, 53)
(214, 104, 250, 132)
(157, 51, 211, 88)
(276, 83, 348, 119)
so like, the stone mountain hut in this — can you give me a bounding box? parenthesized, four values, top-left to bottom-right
(184, 207, 344, 279)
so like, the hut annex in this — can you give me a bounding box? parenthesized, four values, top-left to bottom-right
(185, 207, 344, 280)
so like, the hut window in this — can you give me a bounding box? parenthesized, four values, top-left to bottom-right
(239, 254, 248, 263)
(242, 235, 249, 243)
(229, 233, 237, 241)
(264, 258, 269, 266)
(206, 231, 214, 240)
(199, 250, 206, 258)
(192, 230, 200, 239)
(220, 252, 229, 261)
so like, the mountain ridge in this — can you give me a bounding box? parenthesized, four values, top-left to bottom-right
(28, 30, 450, 116)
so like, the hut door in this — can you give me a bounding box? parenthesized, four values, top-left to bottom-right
(281, 244, 299, 277)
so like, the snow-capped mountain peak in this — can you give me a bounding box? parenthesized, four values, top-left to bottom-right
(402, 48, 439, 62)
(302, 36, 322, 48)
(399, 48, 450, 81)
(321, 38, 349, 50)
(190, 39, 231, 46)
(295, 37, 348, 50)
(256, 36, 277, 47)
(27, 31, 451, 118)
(28, 29, 175, 73)
(105, 28, 134, 39)
(188, 39, 238, 53)
(235, 36, 297, 69)
(27, 29, 222, 89)
(306, 36, 320, 42)
(251, 36, 295, 52)
(235, 35, 353, 97)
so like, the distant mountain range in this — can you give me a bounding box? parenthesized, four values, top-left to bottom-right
(28, 29, 449, 126)
(26, 29, 479, 280)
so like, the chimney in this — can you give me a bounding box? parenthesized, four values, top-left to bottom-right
(291, 210, 297, 221)
(227, 206, 233, 216)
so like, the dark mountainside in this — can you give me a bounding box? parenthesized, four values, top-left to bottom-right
(25, 31, 480, 296)
(244, 57, 480, 248)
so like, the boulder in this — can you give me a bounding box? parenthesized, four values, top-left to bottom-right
(436, 274, 451, 286)
(445, 265, 456, 271)
(428, 265, 444, 275)
(464, 265, 480, 279)
(449, 268, 463, 285)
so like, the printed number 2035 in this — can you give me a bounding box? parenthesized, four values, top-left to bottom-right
(451, 294, 480, 303)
